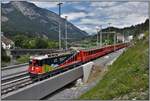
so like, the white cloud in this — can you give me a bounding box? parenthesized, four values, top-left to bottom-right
(73, 5, 87, 10)
(61, 12, 87, 21)
(34, 1, 147, 33)
(76, 25, 97, 35)
(3, 1, 147, 34)
(81, 2, 148, 30)
(27, 1, 149, 34)
(1, 0, 9, 3)
(31, 2, 58, 8)
(91, 2, 119, 8)
(80, 18, 102, 25)
(105, 2, 148, 17)
(116, 14, 148, 28)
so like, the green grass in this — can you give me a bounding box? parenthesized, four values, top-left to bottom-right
(17, 54, 30, 63)
(79, 37, 149, 100)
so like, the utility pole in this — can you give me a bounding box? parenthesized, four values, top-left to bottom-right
(123, 32, 125, 43)
(57, 0, 63, 50)
(65, 16, 68, 50)
(116, 33, 119, 43)
(99, 25, 102, 47)
(108, 22, 111, 45)
(114, 32, 116, 51)
(96, 26, 100, 47)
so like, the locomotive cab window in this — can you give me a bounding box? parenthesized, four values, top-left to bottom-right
(29, 60, 32, 65)
(30, 60, 42, 66)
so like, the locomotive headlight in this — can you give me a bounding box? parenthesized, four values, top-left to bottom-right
(35, 67, 39, 70)
(31, 67, 34, 70)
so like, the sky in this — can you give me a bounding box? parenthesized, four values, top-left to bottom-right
(2, 1, 149, 35)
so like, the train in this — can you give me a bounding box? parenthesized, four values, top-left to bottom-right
(28, 43, 128, 79)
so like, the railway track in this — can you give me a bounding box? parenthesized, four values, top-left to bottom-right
(1, 71, 29, 84)
(1, 52, 74, 95)
(1, 71, 60, 95)
(1, 77, 33, 95)
(1, 63, 28, 71)
(1, 70, 32, 95)
(1, 64, 75, 95)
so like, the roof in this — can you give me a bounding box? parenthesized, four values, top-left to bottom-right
(1, 35, 14, 45)
(30, 55, 48, 60)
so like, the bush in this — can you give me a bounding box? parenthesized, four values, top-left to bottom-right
(13, 34, 59, 49)
(17, 54, 30, 63)
(1, 46, 10, 62)
(2, 55, 10, 62)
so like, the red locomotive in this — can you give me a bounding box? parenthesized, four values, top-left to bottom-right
(28, 43, 127, 78)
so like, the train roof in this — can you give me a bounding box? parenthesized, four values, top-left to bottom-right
(30, 52, 74, 61)
(80, 43, 126, 52)
(30, 55, 49, 60)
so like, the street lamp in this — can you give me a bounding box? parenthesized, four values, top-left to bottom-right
(57, 0, 63, 50)
(65, 16, 68, 50)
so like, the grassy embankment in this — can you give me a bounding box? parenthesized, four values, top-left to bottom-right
(80, 32, 149, 100)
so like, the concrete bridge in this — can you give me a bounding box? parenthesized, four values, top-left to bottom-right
(6, 49, 69, 58)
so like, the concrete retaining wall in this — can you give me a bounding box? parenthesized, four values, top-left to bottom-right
(2, 66, 83, 100)
(82, 62, 94, 83)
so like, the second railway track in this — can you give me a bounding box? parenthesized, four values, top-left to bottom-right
(1, 51, 75, 96)
(1, 71, 29, 84)
(1, 77, 33, 95)
(1, 52, 73, 95)
(1, 71, 32, 95)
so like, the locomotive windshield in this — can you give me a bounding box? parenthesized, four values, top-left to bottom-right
(29, 60, 42, 66)
(29, 60, 32, 65)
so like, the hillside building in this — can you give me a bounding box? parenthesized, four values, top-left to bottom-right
(1, 33, 14, 49)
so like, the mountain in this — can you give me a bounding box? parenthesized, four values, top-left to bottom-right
(81, 19, 149, 45)
(101, 19, 149, 36)
(88, 19, 149, 40)
(1, 1, 88, 40)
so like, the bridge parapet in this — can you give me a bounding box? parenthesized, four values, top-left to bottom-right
(9, 49, 69, 58)
(2, 66, 83, 100)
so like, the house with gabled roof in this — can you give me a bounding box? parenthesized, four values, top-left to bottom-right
(1, 33, 14, 49)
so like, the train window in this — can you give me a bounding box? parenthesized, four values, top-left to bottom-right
(44, 59, 46, 64)
(60, 57, 65, 61)
(91, 51, 93, 55)
(46, 59, 51, 65)
(33, 61, 38, 66)
(37, 60, 42, 66)
(74, 55, 77, 60)
(46, 59, 49, 65)
(29, 60, 32, 65)
(54, 58, 58, 63)
(73, 56, 75, 61)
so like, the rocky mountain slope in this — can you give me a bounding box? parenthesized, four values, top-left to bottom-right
(2, 1, 88, 40)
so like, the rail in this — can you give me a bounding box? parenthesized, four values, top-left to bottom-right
(2, 66, 83, 100)
(1, 63, 28, 71)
